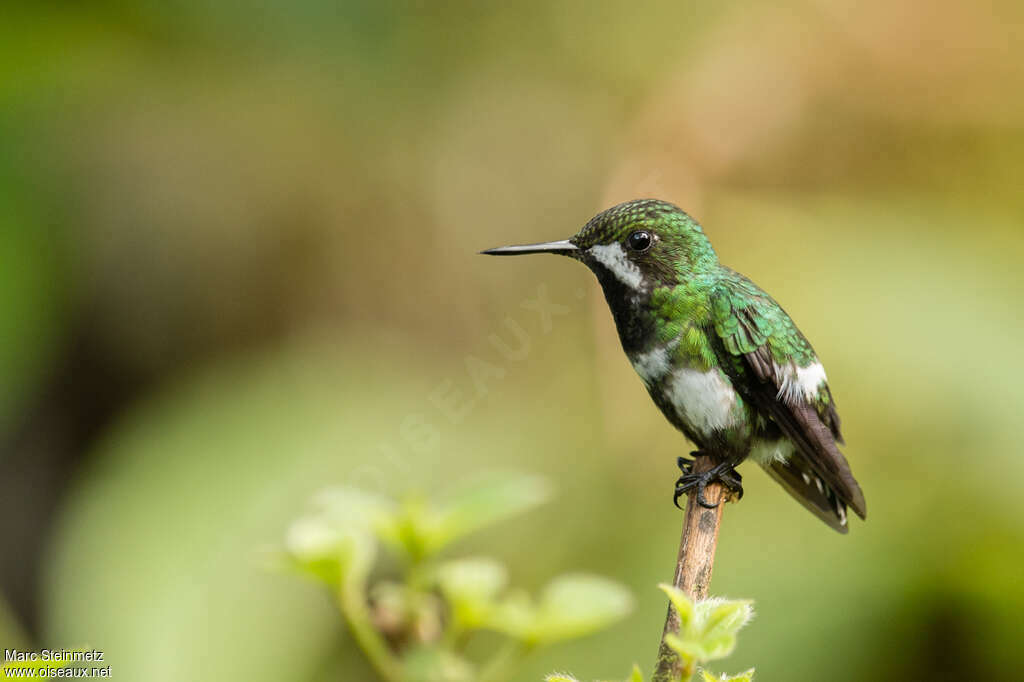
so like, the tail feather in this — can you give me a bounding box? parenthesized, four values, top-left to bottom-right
(765, 456, 852, 534)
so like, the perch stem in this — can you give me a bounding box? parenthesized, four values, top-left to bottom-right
(337, 582, 402, 682)
(652, 454, 729, 682)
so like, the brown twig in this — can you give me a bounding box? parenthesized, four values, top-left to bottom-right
(651, 455, 730, 682)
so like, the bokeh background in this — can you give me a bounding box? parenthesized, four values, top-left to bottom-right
(2, 1, 1023, 680)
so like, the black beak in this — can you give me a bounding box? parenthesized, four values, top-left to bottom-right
(480, 239, 578, 256)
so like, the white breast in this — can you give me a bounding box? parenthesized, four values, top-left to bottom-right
(665, 368, 740, 435)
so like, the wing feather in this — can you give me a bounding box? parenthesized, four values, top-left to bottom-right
(764, 457, 850, 533)
(745, 347, 866, 518)
(711, 272, 866, 521)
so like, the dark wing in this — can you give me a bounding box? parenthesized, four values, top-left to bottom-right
(763, 456, 852, 533)
(710, 271, 866, 531)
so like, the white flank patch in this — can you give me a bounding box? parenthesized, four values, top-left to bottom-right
(749, 438, 794, 465)
(589, 242, 644, 291)
(630, 337, 680, 385)
(775, 361, 826, 403)
(665, 368, 739, 435)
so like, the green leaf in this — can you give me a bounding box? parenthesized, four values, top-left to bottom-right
(338, 528, 378, 591)
(486, 589, 537, 639)
(699, 599, 754, 641)
(285, 515, 341, 559)
(699, 633, 738, 661)
(545, 675, 580, 682)
(526, 574, 634, 644)
(285, 487, 389, 587)
(372, 475, 551, 561)
(628, 663, 644, 682)
(284, 514, 376, 589)
(284, 515, 344, 584)
(425, 474, 551, 552)
(436, 557, 508, 601)
(663, 632, 706, 661)
(373, 498, 433, 561)
(435, 557, 509, 629)
(659, 591, 755, 665)
(658, 583, 695, 631)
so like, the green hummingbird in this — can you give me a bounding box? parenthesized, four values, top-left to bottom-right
(482, 199, 865, 532)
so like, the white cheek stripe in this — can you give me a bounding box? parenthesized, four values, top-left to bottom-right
(589, 242, 644, 291)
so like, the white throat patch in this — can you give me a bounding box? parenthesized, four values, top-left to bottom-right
(589, 242, 644, 291)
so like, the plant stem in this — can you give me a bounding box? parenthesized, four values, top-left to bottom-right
(652, 455, 730, 682)
(338, 582, 403, 682)
(477, 640, 529, 682)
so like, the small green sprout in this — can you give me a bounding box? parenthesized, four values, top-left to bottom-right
(279, 474, 633, 682)
(545, 586, 755, 682)
(659, 584, 753, 669)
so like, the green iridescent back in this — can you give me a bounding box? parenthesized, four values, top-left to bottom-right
(572, 199, 819, 379)
(710, 269, 817, 368)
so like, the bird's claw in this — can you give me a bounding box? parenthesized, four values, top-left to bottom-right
(675, 451, 710, 476)
(673, 461, 744, 510)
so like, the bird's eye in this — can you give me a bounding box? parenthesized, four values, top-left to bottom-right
(627, 230, 652, 252)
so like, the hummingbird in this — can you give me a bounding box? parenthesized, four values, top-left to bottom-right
(482, 199, 865, 532)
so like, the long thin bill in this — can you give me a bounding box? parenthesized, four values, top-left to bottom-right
(480, 239, 578, 256)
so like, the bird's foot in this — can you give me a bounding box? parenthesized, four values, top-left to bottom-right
(673, 460, 743, 509)
(675, 450, 712, 475)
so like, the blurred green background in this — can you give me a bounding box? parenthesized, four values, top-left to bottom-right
(2, 0, 1023, 680)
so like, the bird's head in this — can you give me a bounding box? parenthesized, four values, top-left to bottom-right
(482, 199, 718, 296)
